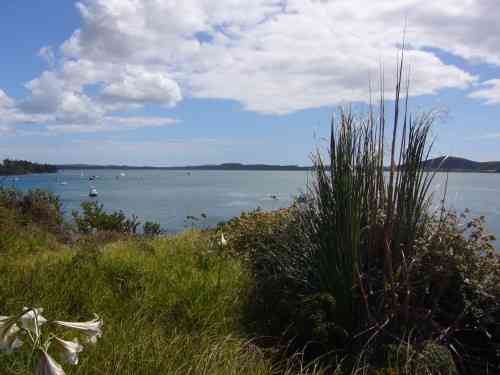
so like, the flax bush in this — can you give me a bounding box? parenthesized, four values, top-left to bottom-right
(236, 59, 500, 373)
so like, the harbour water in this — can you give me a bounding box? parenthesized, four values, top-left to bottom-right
(5, 170, 500, 240)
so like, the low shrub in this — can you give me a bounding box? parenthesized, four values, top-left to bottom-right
(0, 188, 65, 235)
(215, 208, 294, 258)
(72, 201, 140, 234)
(143, 220, 162, 236)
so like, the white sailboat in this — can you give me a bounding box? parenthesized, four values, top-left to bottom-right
(89, 187, 98, 197)
(57, 175, 68, 185)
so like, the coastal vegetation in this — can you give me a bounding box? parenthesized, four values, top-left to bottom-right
(0, 185, 498, 374)
(1, 66, 499, 374)
(0, 159, 57, 176)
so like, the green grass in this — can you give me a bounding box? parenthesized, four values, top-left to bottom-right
(0, 228, 295, 374)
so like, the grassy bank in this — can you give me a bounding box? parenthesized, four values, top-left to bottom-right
(0, 218, 271, 374)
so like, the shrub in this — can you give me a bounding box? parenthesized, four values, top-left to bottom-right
(72, 201, 140, 235)
(215, 208, 293, 258)
(143, 220, 162, 236)
(0, 188, 65, 235)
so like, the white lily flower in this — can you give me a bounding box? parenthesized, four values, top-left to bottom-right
(20, 307, 47, 337)
(0, 317, 23, 352)
(53, 315, 103, 344)
(35, 350, 66, 375)
(220, 233, 228, 247)
(53, 337, 83, 365)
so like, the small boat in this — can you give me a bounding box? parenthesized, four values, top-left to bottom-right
(56, 175, 68, 185)
(120, 172, 126, 177)
(270, 194, 278, 200)
(89, 187, 98, 197)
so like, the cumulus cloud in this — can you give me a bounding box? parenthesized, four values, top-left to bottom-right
(101, 66, 181, 106)
(4, 0, 500, 130)
(0, 89, 15, 108)
(0, 89, 53, 128)
(469, 79, 500, 105)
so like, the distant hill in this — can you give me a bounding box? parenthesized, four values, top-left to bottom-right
(0, 159, 57, 176)
(58, 157, 500, 172)
(423, 156, 500, 172)
(58, 163, 312, 171)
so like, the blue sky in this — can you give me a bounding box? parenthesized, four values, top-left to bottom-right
(1, 0, 500, 166)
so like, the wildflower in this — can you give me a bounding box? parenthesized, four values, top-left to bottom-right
(220, 233, 228, 247)
(35, 350, 66, 375)
(52, 337, 83, 365)
(0, 316, 23, 353)
(53, 315, 103, 344)
(20, 307, 47, 337)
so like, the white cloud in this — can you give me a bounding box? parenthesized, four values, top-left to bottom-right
(6, 0, 500, 128)
(54, 0, 484, 114)
(0, 89, 15, 108)
(101, 66, 181, 106)
(38, 46, 56, 67)
(45, 116, 177, 133)
(0, 89, 53, 127)
(469, 79, 500, 105)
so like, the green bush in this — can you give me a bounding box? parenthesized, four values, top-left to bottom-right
(0, 188, 65, 235)
(72, 201, 140, 234)
(143, 220, 162, 236)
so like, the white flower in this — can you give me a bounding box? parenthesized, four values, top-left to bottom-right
(220, 233, 228, 247)
(35, 350, 66, 375)
(53, 337, 83, 365)
(53, 315, 103, 344)
(0, 316, 23, 353)
(20, 307, 47, 337)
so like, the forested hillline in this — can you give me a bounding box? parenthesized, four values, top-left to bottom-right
(0, 159, 57, 176)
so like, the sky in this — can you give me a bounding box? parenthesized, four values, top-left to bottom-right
(1, 0, 500, 166)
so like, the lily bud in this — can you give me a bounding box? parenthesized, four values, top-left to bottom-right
(220, 233, 228, 247)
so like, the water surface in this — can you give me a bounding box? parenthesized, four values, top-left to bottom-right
(6, 170, 500, 239)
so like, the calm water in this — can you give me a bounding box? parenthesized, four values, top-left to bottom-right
(5, 170, 500, 239)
